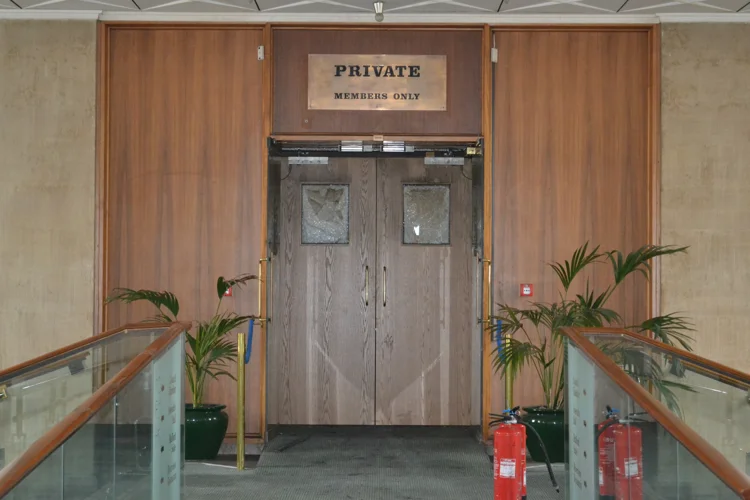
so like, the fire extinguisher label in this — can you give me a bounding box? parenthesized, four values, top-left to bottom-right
(624, 459, 639, 478)
(498, 458, 516, 478)
(599, 467, 603, 486)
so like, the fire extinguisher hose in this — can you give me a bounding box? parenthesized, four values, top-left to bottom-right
(519, 421, 560, 493)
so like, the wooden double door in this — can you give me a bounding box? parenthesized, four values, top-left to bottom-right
(269, 157, 474, 426)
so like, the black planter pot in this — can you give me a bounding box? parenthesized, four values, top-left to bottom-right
(523, 406, 566, 463)
(185, 404, 229, 460)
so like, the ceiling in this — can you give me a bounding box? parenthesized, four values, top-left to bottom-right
(1, 0, 750, 18)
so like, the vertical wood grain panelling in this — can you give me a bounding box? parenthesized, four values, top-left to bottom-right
(105, 27, 265, 436)
(375, 158, 474, 426)
(272, 28, 482, 136)
(491, 29, 652, 414)
(271, 158, 377, 425)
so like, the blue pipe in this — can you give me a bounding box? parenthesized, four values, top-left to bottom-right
(496, 319, 503, 357)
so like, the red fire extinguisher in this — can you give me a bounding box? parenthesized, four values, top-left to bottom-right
(493, 407, 559, 500)
(612, 423, 643, 500)
(596, 406, 644, 500)
(493, 416, 525, 500)
(597, 406, 619, 500)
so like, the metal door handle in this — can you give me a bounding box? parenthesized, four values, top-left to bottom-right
(365, 266, 369, 306)
(383, 266, 387, 307)
(476, 256, 482, 324)
(486, 260, 492, 323)
(268, 257, 273, 322)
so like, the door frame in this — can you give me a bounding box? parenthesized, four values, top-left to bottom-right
(264, 146, 487, 432)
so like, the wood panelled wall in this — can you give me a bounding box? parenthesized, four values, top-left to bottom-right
(490, 28, 654, 415)
(272, 28, 482, 136)
(103, 27, 265, 436)
(100, 23, 658, 441)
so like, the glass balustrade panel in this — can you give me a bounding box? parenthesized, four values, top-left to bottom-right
(566, 339, 742, 499)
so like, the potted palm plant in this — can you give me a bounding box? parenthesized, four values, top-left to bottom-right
(106, 274, 257, 460)
(490, 243, 694, 463)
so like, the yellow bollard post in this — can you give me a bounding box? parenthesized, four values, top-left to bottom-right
(236, 332, 246, 471)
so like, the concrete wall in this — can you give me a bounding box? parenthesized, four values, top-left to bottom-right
(661, 23, 750, 373)
(0, 20, 97, 369)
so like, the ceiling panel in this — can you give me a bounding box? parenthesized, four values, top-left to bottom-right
(20, 0, 134, 8)
(575, 0, 625, 11)
(384, 0, 501, 10)
(258, 0, 369, 11)
(390, 1, 496, 13)
(258, 0, 500, 12)
(620, 0, 727, 11)
(147, 1, 254, 11)
(697, 0, 748, 10)
(505, 0, 611, 11)
(140, 0, 255, 10)
(501, 0, 621, 12)
(3, 0, 750, 16)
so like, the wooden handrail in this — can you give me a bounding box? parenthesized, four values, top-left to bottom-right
(0, 352, 91, 390)
(576, 327, 750, 391)
(562, 327, 750, 500)
(0, 322, 190, 498)
(0, 322, 175, 382)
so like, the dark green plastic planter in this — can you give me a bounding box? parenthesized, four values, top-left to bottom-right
(523, 406, 565, 463)
(185, 404, 228, 460)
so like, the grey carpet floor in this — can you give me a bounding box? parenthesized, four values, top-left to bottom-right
(184, 431, 565, 500)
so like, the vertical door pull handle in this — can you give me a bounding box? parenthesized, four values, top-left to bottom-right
(383, 266, 387, 307)
(365, 266, 369, 306)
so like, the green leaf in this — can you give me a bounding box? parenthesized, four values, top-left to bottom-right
(206, 369, 237, 381)
(144, 313, 175, 323)
(492, 305, 535, 332)
(187, 311, 253, 406)
(217, 274, 259, 300)
(650, 379, 696, 419)
(606, 245, 688, 286)
(491, 337, 544, 381)
(668, 357, 687, 378)
(106, 288, 180, 320)
(570, 290, 622, 328)
(491, 243, 691, 416)
(548, 242, 603, 292)
(634, 313, 695, 351)
(574, 281, 610, 311)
